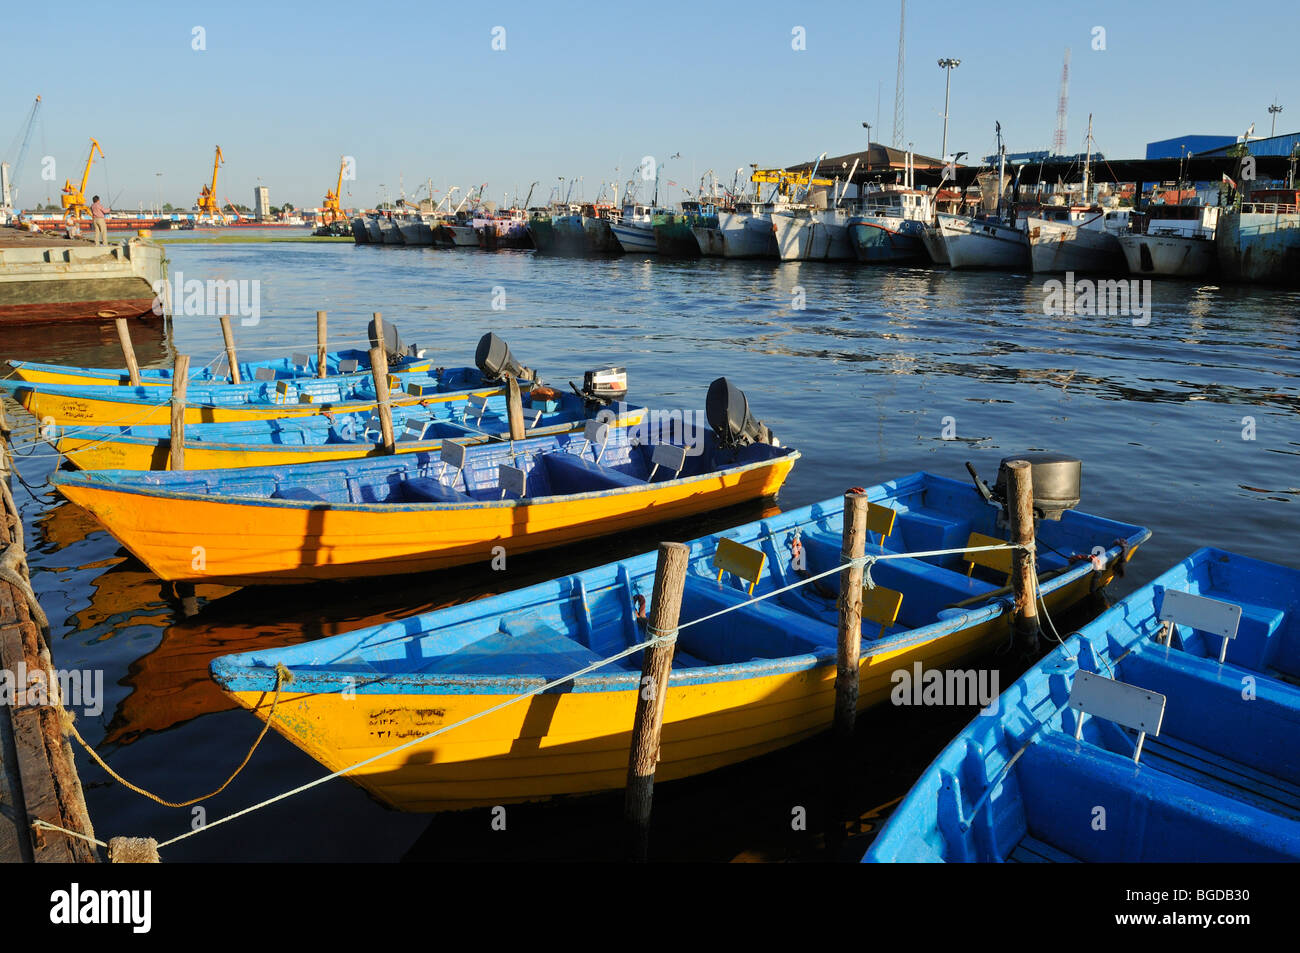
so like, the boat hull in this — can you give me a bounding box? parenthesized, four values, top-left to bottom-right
(691, 225, 726, 257)
(1026, 216, 1126, 273)
(848, 218, 928, 263)
(771, 212, 854, 261)
(55, 454, 797, 586)
(609, 222, 657, 255)
(716, 211, 777, 259)
(919, 223, 949, 264)
(936, 214, 1029, 269)
(0, 238, 167, 325)
(1118, 233, 1216, 278)
(1215, 208, 1300, 285)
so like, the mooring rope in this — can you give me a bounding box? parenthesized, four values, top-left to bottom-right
(61, 663, 294, 809)
(0, 477, 49, 633)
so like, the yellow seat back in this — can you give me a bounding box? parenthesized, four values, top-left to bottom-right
(867, 502, 896, 542)
(964, 531, 1013, 577)
(713, 538, 766, 596)
(860, 584, 904, 639)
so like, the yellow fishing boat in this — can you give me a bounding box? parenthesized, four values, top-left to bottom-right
(52, 414, 798, 587)
(208, 463, 1150, 811)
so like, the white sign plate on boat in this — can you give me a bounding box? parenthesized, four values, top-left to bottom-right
(1158, 590, 1242, 641)
(338, 359, 360, 374)
(499, 464, 526, 497)
(584, 418, 609, 444)
(1069, 671, 1165, 736)
(292, 353, 310, 368)
(440, 440, 466, 470)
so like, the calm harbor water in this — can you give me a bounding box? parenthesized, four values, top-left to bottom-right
(6, 229, 1299, 860)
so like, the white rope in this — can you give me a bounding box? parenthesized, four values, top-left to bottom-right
(31, 818, 107, 849)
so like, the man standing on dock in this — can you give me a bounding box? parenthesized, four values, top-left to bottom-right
(90, 195, 108, 245)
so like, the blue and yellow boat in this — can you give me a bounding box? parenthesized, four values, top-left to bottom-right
(865, 547, 1300, 862)
(52, 415, 798, 586)
(207, 466, 1148, 812)
(3, 348, 431, 388)
(53, 391, 645, 470)
(0, 366, 498, 427)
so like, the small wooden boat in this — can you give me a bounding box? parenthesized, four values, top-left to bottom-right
(4, 348, 432, 387)
(207, 461, 1148, 811)
(0, 366, 498, 427)
(865, 547, 1300, 863)
(53, 383, 799, 586)
(55, 391, 645, 470)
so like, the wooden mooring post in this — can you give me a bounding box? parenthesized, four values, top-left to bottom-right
(835, 492, 869, 740)
(219, 315, 241, 384)
(316, 311, 328, 378)
(505, 378, 526, 441)
(0, 398, 10, 481)
(169, 354, 190, 471)
(625, 541, 688, 862)
(368, 346, 396, 454)
(114, 317, 141, 386)
(1005, 459, 1041, 657)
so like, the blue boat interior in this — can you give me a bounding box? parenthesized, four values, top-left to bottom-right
(71, 390, 601, 449)
(866, 547, 1300, 863)
(11, 347, 423, 384)
(210, 473, 1149, 704)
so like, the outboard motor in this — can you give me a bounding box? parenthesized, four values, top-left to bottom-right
(475, 332, 536, 383)
(574, 366, 627, 407)
(368, 319, 423, 363)
(706, 377, 776, 449)
(967, 452, 1082, 523)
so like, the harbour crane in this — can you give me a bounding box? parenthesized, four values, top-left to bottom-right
(196, 145, 225, 224)
(60, 137, 105, 223)
(2, 94, 42, 215)
(322, 156, 346, 223)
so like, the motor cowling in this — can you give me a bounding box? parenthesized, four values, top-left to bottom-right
(706, 377, 775, 449)
(580, 366, 627, 405)
(369, 318, 413, 364)
(475, 332, 535, 383)
(991, 452, 1082, 521)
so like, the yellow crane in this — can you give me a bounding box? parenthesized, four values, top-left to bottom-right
(60, 138, 105, 222)
(749, 166, 834, 197)
(196, 145, 225, 224)
(322, 157, 346, 223)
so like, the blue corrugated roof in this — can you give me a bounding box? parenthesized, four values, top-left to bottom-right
(1146, 135, 1236, 159)
(1194, 132, 1300, 157)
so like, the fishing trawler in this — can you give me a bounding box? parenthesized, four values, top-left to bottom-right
(848, 182, 935, 264)
(1216, 187, 1300, 285)
(933, 128, 1030, 269)
(610, 203, 658, 255)
(1119, 198, 1219, 278)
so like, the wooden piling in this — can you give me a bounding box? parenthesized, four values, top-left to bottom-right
(368, 346, 396, 454)
(316, 311, 328, 378)
(114, 317, 141, 386)
(625, 541, 688, 862)
(371, 311, 384, 355)
(169, 354, 190, 471)
(835, 492, 869, 740)
(505, 377, 526, 440)
(1006, 459, 1041, 656)
(0, 399, 9, 481)
(219, 315, 241, 384)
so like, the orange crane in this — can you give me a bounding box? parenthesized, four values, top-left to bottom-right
(196, 145, 225, 224)
(60, 137, 104, 222)
(321, 156, 346, 223)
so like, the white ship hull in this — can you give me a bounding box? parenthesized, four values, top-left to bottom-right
(691, 225, 726, 257)
(610, 222, 658, 254)
(1118, 233, 1215, 278)
(919, 223, 949, 264)
(1026, 216, 1125, 273)
(935, 213, 1029, 269)
(716, 211, 777, 259)
(771, 210, 854, 261)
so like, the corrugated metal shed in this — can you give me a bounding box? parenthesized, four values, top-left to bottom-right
(1194, 132, 1300, 158)
(1146, 135, 1236, 159)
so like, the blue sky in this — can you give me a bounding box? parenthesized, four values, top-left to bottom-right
(3, 0, 1296, 211)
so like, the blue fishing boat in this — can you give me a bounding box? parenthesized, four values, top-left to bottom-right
(206, 458, 1149, 811)
(865, 547, 1300, 863)
(54, 390, 647, 470)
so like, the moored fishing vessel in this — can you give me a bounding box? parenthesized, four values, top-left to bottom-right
(1216, 187, 1300, 285)
(206, 456, 1147, 810)
(867, 547, 1300, 862)
(652, 205, 704, 257)
(1026, 201, 1131, 274)
(609, 203, 659, 254)
(848, 187, 935, 264)
(53, 381, 798, 586)
(716, 201, 779, 259)
(1119, 200, 1219, 278)
(936, 212, 1029, 269)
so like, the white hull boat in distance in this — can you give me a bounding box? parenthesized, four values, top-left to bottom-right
(1119, 201, 1219, 278)
(935, 213, 1029, 269)
(610, 202, 658, 255)
(716, 208, 777, 259)
(1027, 215, 1126, 273)
(1118, 234, 1215, 278)
(919, 223, 949, 264)
(771, 208, 854, 261)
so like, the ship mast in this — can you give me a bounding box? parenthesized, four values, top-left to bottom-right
(1082, 113, 1093, 203)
